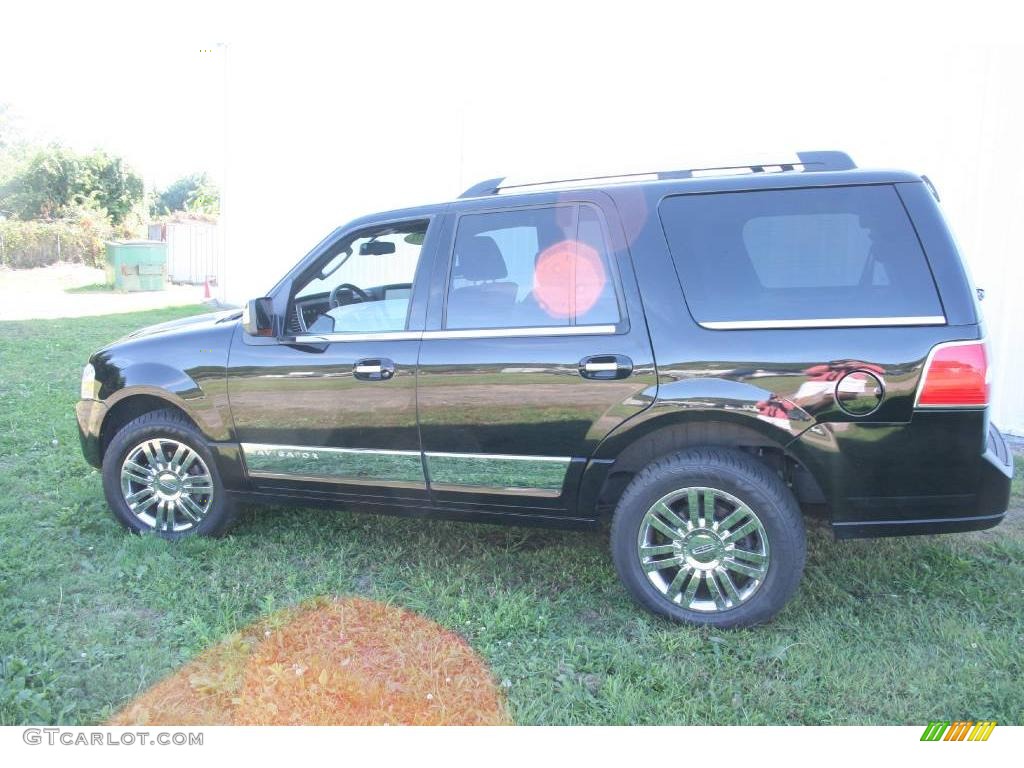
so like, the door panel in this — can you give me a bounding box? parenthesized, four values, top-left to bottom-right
(416, 195, 656, 513)
(417, 333, 654, 510)
(228, 335, 425, 499)
(226, 215, 441, 501)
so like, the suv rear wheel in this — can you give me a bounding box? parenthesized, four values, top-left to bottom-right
(101, 408, 236, 538)
(610, 447, 805, 627)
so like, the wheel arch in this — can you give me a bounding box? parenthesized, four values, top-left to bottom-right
(578, 411, 829, 519)
(99, 392, 203, 461)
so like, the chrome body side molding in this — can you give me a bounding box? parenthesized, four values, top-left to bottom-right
(425, 451, 572, 497)
(241, 443, 426, 488)
(240, 443, 574, 497)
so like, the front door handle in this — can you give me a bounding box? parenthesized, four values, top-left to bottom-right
(579, 354, 633, 380)
(353, 358, 395, 381)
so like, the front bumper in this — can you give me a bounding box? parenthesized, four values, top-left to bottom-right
(76, 398, 108, 468)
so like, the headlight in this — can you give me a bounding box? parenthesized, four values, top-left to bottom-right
(80, 363, 98, 400)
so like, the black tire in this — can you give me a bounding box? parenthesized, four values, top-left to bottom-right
(610, 447, 805, 628)
(101, 408, 236, 539)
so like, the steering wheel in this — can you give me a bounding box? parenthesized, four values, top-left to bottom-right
(329, 283, 370, 308)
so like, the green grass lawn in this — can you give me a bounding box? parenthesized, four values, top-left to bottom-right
(1, 305, 1022, 725)
(64, 283, 117, 294)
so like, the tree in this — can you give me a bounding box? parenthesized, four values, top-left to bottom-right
(151, 173, 220, 216)
(0, 145, 143, 224)
(0, 145, 82, 220)
(83, 152, 144, 224)
(186, 176, 220, 215)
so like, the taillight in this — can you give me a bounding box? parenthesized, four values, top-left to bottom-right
(915, 340, 989, 408)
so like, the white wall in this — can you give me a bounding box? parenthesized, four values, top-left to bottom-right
(216, 6, 1024, 433)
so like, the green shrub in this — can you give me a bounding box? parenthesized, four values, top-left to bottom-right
(0, 207, 131, 269)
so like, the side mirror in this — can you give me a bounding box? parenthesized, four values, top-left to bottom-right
(242, 297, 275, 337)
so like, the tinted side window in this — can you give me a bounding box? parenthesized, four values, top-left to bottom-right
(291, 221, 427, 334)
(575, 205, 621, 325)
(659, 185, 944, 326)
(445, 205, 621, 329)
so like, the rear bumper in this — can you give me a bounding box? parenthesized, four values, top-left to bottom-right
(832, 511, 1006, 539)
(788, 412, 1014, 539)
(831, 421, 1013, 539)
(76, 398, 107, 468)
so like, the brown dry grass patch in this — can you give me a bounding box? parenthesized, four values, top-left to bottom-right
(109, 597, 510, 725)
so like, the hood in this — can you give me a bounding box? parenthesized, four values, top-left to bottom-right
(88, 307, 242, 413)
(118, 308, 242, 342)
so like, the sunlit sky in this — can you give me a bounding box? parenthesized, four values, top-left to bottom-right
(2, 11, 225, 189)
(2, 2, 1017, 192)
(4, 1, 1024, 428)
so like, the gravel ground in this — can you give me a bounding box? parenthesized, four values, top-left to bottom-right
(0, 263, 206, 321)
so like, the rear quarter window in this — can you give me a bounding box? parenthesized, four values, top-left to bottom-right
(658, 185, 945, 327)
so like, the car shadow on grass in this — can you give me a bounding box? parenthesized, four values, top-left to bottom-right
(226, 496, 1022, 621)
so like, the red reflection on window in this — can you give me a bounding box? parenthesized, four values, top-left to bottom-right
(756, 395, 796, 420)
(533, 239, 606, 319)
(803, 360, 886, 382)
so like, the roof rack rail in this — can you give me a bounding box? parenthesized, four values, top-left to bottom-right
(458, 150, 856, 198)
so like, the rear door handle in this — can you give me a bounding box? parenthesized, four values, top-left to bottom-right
(579, 354, 633, 380)
(353, 358, 395, 381)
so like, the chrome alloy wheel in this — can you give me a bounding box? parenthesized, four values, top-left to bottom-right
(120, 438, 214, 532)
(637, 487, 770, 612)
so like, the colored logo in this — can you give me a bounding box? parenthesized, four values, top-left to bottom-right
(920, 720, 997, 741)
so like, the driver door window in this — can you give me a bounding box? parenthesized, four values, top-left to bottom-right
(291, 220, 428, 335)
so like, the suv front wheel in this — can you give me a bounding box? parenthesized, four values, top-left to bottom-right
(610, 447, 806, 628)
(101, 408, 236, 539)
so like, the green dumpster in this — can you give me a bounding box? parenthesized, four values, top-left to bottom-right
(105, 240, 167, 291)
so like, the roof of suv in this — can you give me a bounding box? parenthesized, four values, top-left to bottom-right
(456, 150, 924, 202)
(345, 151, 926, 229)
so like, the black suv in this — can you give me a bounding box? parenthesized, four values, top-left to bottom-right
(76, 151, 1013, 627)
